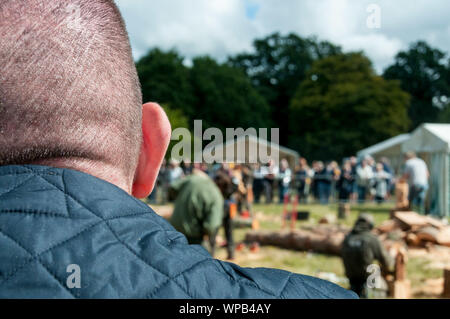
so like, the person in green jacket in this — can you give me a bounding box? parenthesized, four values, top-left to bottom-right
(169, 171, 224, 252)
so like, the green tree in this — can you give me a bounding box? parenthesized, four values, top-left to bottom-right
(190, 56, 271, 131)
(164, 104, 189, 130)
(290, 52, 410, 160)
(437, 103, 450, 123)
(229, 33, 342, 144)
(137, 49, 271, 133)
(136, 49, 195, 120)
(163, 104, 192, 160)
(383, 41, 450, 129)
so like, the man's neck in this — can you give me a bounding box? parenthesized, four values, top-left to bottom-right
(31, 158, 133, 194)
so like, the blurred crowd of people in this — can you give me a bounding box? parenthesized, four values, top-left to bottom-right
(149, 155, 403, 207)
(153, 152, 429, 259)
(290, 155, 396, 205)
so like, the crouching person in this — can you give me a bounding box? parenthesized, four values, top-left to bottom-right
(169, 172, 224, 252)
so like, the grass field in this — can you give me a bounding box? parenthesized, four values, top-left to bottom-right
(213, 202, 449, 298)
(150, 201, 450, 298)
(214, 202, 390, 288)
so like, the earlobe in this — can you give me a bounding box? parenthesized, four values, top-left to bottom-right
(132, 103, 171, 199)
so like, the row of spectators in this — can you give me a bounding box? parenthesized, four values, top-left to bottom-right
(293, 156, 394, 204)
(149, 155, 397, 206)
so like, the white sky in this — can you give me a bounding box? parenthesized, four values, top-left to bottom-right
(116, 0, 450, 74)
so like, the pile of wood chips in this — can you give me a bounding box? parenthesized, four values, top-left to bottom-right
(376, 211, 450, 249)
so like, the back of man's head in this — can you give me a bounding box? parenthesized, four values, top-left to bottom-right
(0, 0, 142, 179)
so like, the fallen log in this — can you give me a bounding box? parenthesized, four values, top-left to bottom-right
(301, 224, 350, 236)
(245, 228, 347, 256)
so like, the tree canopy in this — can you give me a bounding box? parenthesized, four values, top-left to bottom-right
(136, 49, 195, 120)
(137, 50, 271, 133)
(229, 33, 342, 145)
(383, 41, 450, 129)
(290, 52, 410, 160)
(190, 56, 271, 131)
(135, 35, 449, 162)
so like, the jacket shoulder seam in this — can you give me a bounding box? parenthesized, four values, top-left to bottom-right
(146, 257, 212, 298)
(278, 273, 293, 298)
(214, 261, 278, 298)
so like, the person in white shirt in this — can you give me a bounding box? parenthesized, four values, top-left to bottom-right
(372, 163, 392, 203)
(168, 159, 185, 185)
(356, 159, 374, 202)
(277, 159, 292, 203)
(263, 160, 278, 204)
(403, 152, 430, 214)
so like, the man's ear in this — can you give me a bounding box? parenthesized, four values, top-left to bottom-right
(132, 103, 171, 199)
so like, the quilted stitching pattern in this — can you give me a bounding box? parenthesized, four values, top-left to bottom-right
(0, 165, 357, 299)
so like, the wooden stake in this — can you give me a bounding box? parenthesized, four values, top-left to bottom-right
(443, 269, 450, 298)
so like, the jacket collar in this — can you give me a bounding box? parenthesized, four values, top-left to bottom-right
(0, 165, 152, 220)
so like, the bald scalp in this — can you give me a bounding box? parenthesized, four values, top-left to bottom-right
(0, 0, 142, 175)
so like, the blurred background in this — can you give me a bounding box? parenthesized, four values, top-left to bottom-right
(115, 0, 450, 298)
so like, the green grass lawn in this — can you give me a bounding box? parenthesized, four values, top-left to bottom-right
(150, 200, 448, 298)
(214, 202, 447, 297)
(231, 201, 392, 243)
(217, 202, 392, 287)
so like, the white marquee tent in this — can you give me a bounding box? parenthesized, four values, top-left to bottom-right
(357, 134, 411, 174)
(203, 134, 300, 169)
(402, 124, 450, 218)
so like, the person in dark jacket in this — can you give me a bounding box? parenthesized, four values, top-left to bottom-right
(212, 171, 238, 260)
(0, 0, 356, 299)
(317, 162, 333, 205)
(252, 163, 265, 204)
(294, 158, 311, 203)
(341, 214, 394, 298)
(338, 161, 354, 202)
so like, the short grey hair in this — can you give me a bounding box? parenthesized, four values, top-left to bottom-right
(0, 0, 143, 175)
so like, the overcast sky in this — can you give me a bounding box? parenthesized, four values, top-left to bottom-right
(116, 0, 450, 74)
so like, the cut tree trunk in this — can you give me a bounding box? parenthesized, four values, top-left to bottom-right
(387, 248, 410, 299)
(388, 280, 411, 299)
(245, 229, 346, 256)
